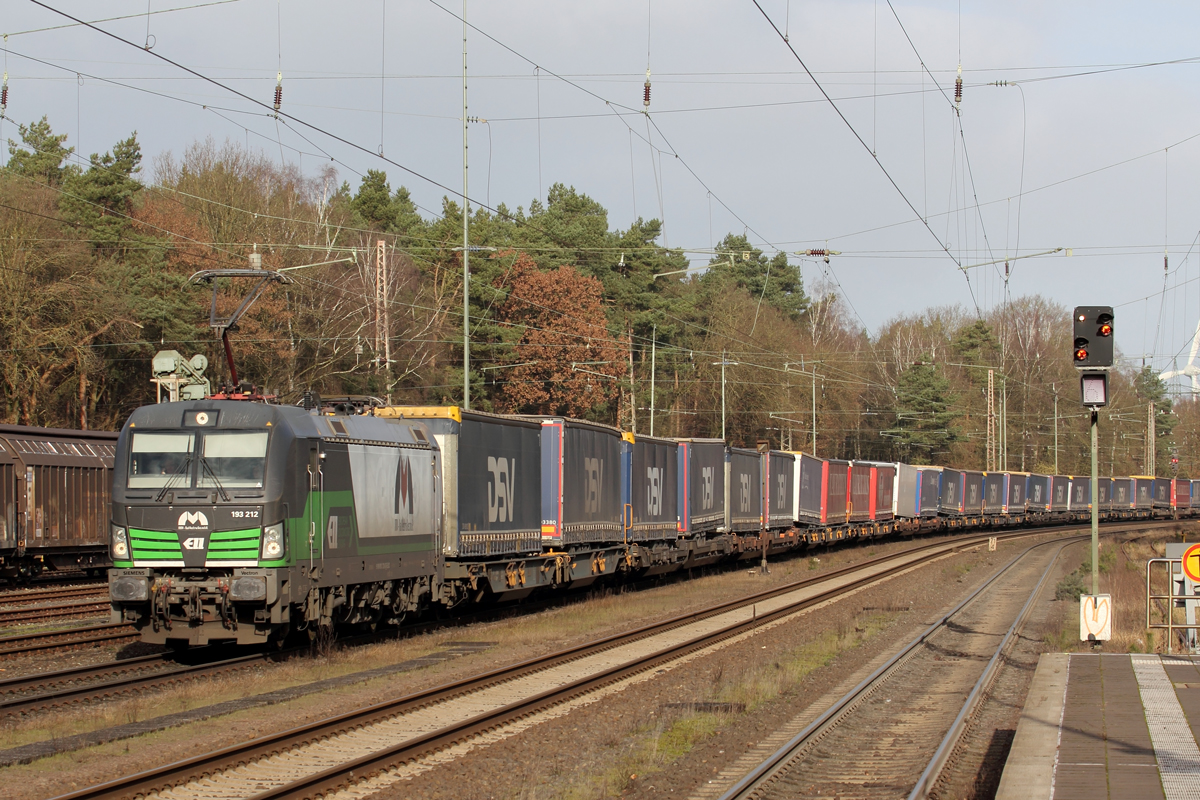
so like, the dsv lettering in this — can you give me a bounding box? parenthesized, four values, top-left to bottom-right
(700, 466, 714, 510)
(777, 473, 787, 509)
(646, 467, 662, 516)
(585, 458, 604, 514)
(740, 473, 751, 513)
(488, 457, 515, 523)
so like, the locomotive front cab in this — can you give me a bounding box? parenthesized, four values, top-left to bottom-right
(109, 401, 295, 645)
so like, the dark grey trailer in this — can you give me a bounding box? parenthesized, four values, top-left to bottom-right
(1097, 478, 1112, 511)
(1133, 477, 1155, 509)
(1112, 477, 1134, 509)
(764, 451, 796, 530)
(919, 469, 941, 517)
(962, 471, 984, 514)
(384, 407, 542, 558)
(540, 418, 624, 547)
(726, 447, 763, 533)
(983, 473, 1006, 514)
(1007, 472, 1028, 512)
(677, 439, 727, 535)
(793, 453, 825, 525)
(1027, 474, 1051, 511)
(1069, 476, 1091, 512)
(628, 433, 679, 542)
(1152, 478, 1171, 509)
(1050, 476, 1070, 512)
(938, 468, 964, 515)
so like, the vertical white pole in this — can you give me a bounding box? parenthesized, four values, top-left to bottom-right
(650, 325, 656, 437)
(1091, 409, 1099, 596)
(721, 350, 727, 442)
(812, 370, 817, 456)
(1053, 386, 1058, 474)
(462, 0, 470, 410)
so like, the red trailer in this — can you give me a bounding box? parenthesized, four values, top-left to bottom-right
(823, 459, 850, 525)
(847, 462, 871, 522)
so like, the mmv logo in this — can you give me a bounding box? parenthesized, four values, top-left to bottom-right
(177, 510, 209, 530)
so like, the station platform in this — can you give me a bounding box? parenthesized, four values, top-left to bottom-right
(997, 652, 1200, 799)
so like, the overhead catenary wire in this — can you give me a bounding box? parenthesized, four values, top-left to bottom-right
(749, 0, 962, 273)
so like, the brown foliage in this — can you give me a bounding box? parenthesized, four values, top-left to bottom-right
(496, 255, 627, 419)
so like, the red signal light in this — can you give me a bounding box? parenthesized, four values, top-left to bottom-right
(1075, 348, 1089, 362)
(1098, 323, 1113, 336)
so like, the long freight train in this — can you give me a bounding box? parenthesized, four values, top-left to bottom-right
(0, 424, 118, 580)
(107, 400, 1189, 646)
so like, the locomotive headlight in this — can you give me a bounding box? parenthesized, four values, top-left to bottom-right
(261, 522, 285, 560)
(110, 525, 129, 560)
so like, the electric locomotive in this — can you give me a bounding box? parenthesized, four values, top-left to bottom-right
(108, 399, 441, 645)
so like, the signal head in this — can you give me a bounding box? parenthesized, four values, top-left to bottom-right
(1073, 305, 1114, 368)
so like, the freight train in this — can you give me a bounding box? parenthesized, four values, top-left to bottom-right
(107, 399, 1189, 647)
(0, 424, 118, 581)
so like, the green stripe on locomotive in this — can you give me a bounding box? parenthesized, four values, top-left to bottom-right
(272, 487, 436, 568)
(127, 526, 262, 565)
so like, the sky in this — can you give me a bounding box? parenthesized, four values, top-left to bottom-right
(7, 1, 1200, 387)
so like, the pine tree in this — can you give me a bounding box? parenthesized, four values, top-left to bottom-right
(886, 356, 961, 463)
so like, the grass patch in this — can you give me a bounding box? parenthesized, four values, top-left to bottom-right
(575, 611, 896, 797)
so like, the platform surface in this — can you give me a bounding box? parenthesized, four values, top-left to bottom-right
(997, 652, 1200, 800)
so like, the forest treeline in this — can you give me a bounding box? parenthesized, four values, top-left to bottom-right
(2, 118, 1196, 478)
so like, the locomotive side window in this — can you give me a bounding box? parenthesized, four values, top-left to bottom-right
(129, 433, 195, 487)
(199, 432, 268, 488)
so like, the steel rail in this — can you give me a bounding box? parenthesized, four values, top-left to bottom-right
(50, 521, 1172, 800)
(51, 522, 1137, 800)
(53, 529, 1016, 800)
(0, 653, 273, 715)
(906, 540, 1068, 799)
(0, 601, 111, 625)
(0, 624, 137, 657)
(0, 652, 166, 697)
(717, 536, 1078, 800)
(0, 585, 108, 605)
(240, 562, 927, 800)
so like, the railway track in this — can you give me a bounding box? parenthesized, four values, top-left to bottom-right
(52, 523, 1142, 800)
(0, 583, 108, 606)
(0, 623, 137, 658)
(0, 599, 111, 626)
(715, 536, 1071, 800)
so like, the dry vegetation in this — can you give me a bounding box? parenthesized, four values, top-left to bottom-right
(1047, 527, 1200, 654)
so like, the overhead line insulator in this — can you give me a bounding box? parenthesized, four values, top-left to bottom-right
(274, 71, 282, 114)
(954, 64, 963, 108)
(643, 69, 651, 111)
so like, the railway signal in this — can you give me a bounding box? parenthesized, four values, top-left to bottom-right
(1073, 306, 1114, 368)
(1073, 304, 1113, 623)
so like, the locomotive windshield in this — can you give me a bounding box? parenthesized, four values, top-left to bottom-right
(127, 430, 268, 489)
(198, 431, 268, 488)
(128, 432, 194, 488)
